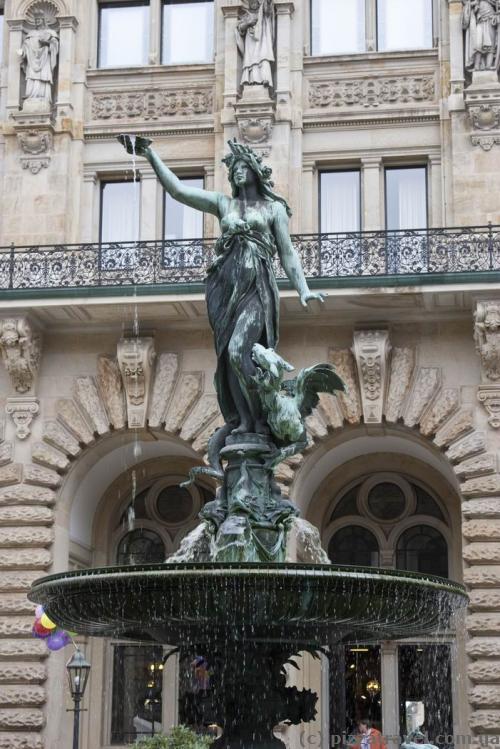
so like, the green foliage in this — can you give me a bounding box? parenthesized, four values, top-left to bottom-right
(132, 726, 212, 749)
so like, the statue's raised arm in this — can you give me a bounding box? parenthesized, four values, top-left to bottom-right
(118, 134, 223, 218)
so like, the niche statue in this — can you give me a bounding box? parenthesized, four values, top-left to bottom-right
(18, 8, 59, 111)
(119, 134, 344, 563)
(237, 0, 275, 88)
(463, 0, 500, 72)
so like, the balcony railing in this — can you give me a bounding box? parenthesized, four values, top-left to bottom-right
(1, 225, 499, 295)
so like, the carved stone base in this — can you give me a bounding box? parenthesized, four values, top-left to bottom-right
(235, 86, 275, 157)
(478, 385, 500, 429)
(465, 75, 500, 150)
(201, 433, 298, 563)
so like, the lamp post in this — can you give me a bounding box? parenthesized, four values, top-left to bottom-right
(66, 649, 91, 749)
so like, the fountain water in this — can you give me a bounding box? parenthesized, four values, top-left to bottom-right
(29, 137, 467, 748)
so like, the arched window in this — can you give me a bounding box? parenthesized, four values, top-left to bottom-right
(116, 528, 165, 566)
(396, 525, 448, 578)
(328, 526, 379, 567)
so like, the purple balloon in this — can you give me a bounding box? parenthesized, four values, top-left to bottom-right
(47, 631, 66, 651)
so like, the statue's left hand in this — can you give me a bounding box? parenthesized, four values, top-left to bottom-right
(300, 291, 327, 308)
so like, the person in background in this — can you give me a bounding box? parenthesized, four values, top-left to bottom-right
(356, 719, 388, 749)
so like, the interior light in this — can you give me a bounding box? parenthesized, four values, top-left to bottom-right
(350, 647, 369, 652)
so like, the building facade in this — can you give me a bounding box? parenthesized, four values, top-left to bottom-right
(0, 0, 500, 747)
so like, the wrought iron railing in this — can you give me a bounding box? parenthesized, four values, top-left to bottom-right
(0, 225, 499, 293)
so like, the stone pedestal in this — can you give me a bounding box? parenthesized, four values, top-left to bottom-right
(465, 72, 500, 150)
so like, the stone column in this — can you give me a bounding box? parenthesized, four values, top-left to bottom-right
(220, 3, 241, 120)
(302, 162, 317, 234)
(448, 0, 466, 108)
(365, 0, 376, 53)
(5, 19, 23, 118)
(429, 155, 443, 227)
(149, 0, 162, 65)
(55, 16, 79, 120)
(81, 172, 98, 243)
(361, 156, 383, 231)
(274, 1, 294, 117)
(204, 164, 216, 238)
(381, 642, 399, 749)
(139, 168, 159, 242)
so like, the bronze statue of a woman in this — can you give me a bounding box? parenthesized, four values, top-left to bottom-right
(120, 136, 325, 439)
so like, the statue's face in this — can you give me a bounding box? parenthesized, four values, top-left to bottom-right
(249, 0, 260, 9)
(232, 159, 257, 189)
(34, 16, 44, 27)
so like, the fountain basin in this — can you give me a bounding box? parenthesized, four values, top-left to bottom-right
(29, 562, 467, 646)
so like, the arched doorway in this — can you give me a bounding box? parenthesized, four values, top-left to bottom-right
(292, 425, 466, 748)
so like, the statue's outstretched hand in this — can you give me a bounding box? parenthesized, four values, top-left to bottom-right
(117, 134, 152, 158)
(300, 291, 327, 308)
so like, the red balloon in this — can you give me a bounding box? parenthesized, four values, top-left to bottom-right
(33, 620, 51, 638)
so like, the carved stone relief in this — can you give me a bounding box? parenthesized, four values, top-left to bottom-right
(474, 301, 500, 427)
(6, 397, 39, 440)
(0, 318, 42, 394)
(352, 330, 391, 425)
(116, 338, 156, 429)
(308, 76, 436, 110)
(91, 89, 214, 121)
(475, 301, 500, 381)
(17, 129, 52, 173)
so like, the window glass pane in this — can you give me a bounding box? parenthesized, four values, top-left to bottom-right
(101, 181, 140, 243)
(368, 482, 406, 520)
(328, 526, 379, 567)
(165, 178, 204, 238)
(99, 3, 149, 68)
(116, 529, 165, 565)
(111, 644, 163, 744)
(311, 0, 365, 55)
(399, 645, 453, 743)
(320, 172, 361, 233)
(162, 1, 214, 64)
(386, 168, 427, 231)
(396, 525, 448, 577)
(378, 0, 433, 51)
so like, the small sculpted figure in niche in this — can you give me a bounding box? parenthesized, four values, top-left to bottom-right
(18, 9, 59, 109)
(463, 0, 500, 72)
(237, 0, 275, 88)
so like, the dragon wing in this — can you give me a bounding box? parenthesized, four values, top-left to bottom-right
(295, 364, 345, 418)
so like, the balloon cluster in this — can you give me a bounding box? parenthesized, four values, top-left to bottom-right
(32, 605, 75, 651)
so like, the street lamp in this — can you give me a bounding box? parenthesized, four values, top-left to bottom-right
(66, 649, 91, 749)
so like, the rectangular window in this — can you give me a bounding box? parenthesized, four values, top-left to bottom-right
(100, 181, 140, 243)
(320, 171, 361, 233)
(385, 167, 427, 231)
(111, 644, 164, 744)
(162, 0, 214, 65)
(164, 177, 204, 239)
(311, 0, 365, 56)
(377, 0, 433, 51)
(98, 2, 149, 68)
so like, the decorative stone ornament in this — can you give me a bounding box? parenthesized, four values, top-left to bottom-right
(352, 330, 391, 425)
(0, 318, 42, 394)
(17, 128, 52, 173)
(6, 397, 40, 439)
(478, 385, 500, 429)
(117, 337, 156, 428)
(474, 301, 500, 381)
(474, 300, 500, 427)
